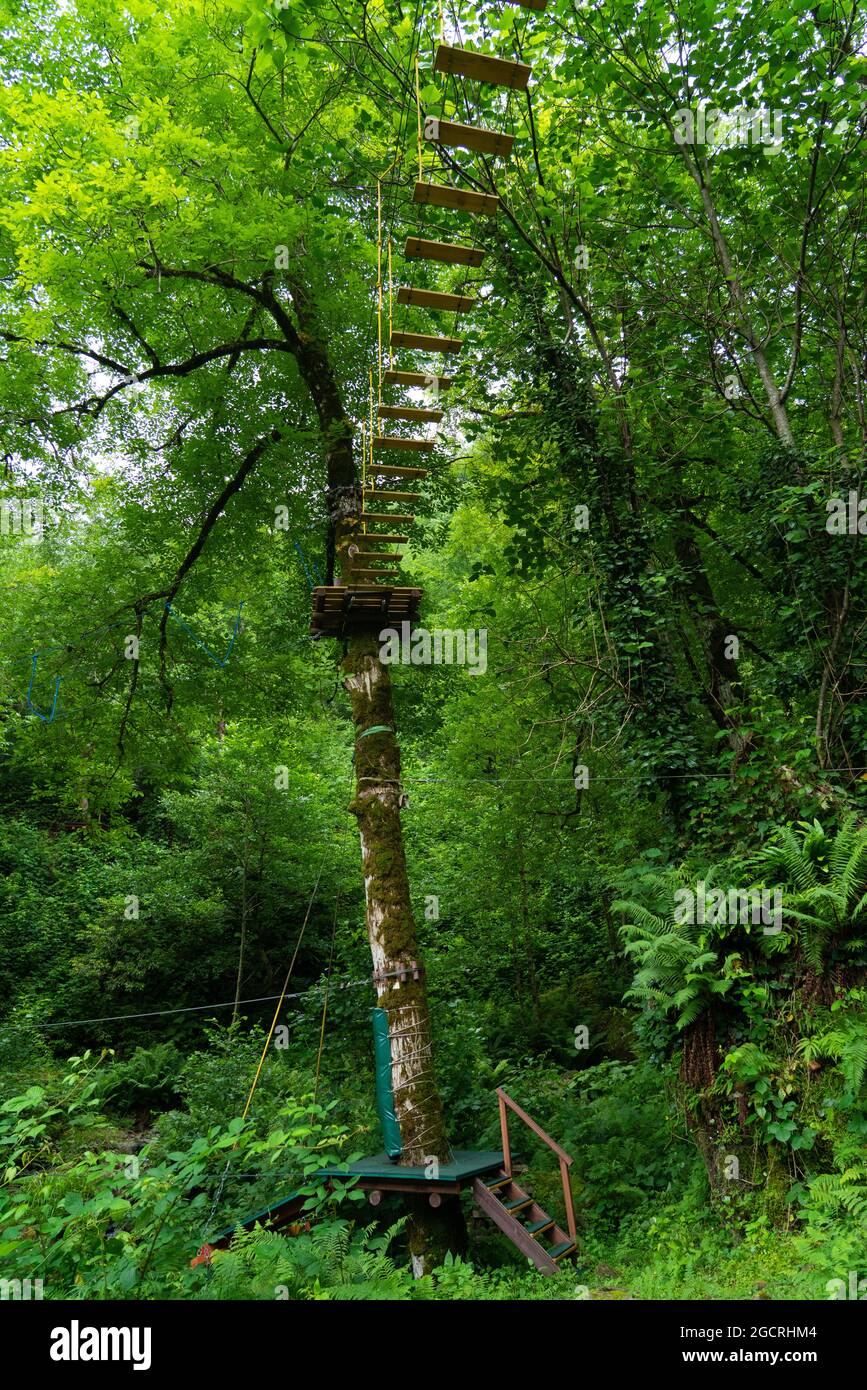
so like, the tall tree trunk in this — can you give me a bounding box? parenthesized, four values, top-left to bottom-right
(341, 629, 449, 1167)
(286, 277, 462, 1269)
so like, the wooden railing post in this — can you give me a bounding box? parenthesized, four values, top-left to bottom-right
(498, 1089, 512, 1177)
(497, 1086, 577, 1243)
(560, 1156, 577, 1243)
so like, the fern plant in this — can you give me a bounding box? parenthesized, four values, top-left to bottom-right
(761, 816, 867, 971)
(615, 866, 743, 1029)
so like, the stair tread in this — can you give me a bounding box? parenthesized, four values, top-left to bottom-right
(549, 1241, 576, 1259)
(524, 1218, 554, 1235)
(502, 1195, 532, 1211)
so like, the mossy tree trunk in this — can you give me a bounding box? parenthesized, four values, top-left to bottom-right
(288, 284, 462, 1271)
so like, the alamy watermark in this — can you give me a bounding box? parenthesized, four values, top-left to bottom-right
(0, 498, 52, 544)
(673, 105, 783, 152)
(674, 881, 782, 934)
(379, 622, 487, 676)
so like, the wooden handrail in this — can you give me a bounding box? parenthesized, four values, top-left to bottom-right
(496, 1087, 577, 1244)
(496, 1088, 573, 1165)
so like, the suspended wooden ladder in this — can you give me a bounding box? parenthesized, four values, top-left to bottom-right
(310, 0, 547, 632)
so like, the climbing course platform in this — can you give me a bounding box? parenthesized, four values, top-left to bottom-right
(201, 1092, 578, 1277)
(309, 584, 422, 637)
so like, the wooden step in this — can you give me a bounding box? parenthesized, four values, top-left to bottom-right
(524, 1218, 555, 1236)
(425, 118, 514, 158)
(378, 405, 443, 423)
(435, 44, 532, 91)
(405, 237, 485, 268)
(397, 287, 476, 314)
(352, 552, 403, 562)
(483, 1172, 512, 1191)
(506, 0, 547, 9)
(471, 1177, 561, 1275)
(372, 436, 433, 453)
(361, 511, 415, 523)
(365, 490, 422, 502)
(370, 465, 429, 479)
(549, 1241, 577, 1261)
(413, 180, 499, 216)
(357, 534, 409, 544)
(502, 1195, 533, 1213)
(384, 369, 454, 390)
(390, 330, 463, 355)
(351, 567, 400, 576)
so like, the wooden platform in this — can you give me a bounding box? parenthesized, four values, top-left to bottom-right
(405, 236, 485, 268)
(310, 585, 422, 636)
(413, 180, 499, 216)
(316, 1149, 505, 1193)
(435, 44, 532, 91)
(207, 1149, 506, 1248)
(426, 118, 514, 158)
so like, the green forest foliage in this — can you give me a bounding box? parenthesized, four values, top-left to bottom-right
(0, 0, 866, 1299)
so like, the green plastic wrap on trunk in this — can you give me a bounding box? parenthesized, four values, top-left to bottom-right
(371, 1007, 403, 1159)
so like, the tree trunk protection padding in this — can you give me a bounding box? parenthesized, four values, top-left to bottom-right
(371, 1008, 402, 1159)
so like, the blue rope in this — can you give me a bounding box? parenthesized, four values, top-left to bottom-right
(26, 654, 61, 723)
(164, 601, 245, 669)
(292, 541, 315, 590)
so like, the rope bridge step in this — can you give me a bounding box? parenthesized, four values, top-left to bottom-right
(390, 330, 463, 354)
(378, 405, 443, 423)
(397, 287, 476, 313)
(425, 118, 514, 158)
(435, 44, 532, 91)
(384, 369, 454, 389)
(404, 237, 484, 268)
(413, 180, 499, 216)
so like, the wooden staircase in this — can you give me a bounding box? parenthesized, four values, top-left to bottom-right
(472, 1087, 578, 1275)
(473, 1171, 577, 1274)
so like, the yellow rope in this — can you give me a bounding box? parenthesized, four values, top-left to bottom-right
(414, 56, 423, 185)
(376, 181, 383, 405)
(369, 366, 375, 486)
(240, 861, 326, 1123)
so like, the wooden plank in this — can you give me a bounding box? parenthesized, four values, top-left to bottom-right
(397, 287, 475, 313)
(361, 511, 416, 523)
(413, 180, 499, 216)
(351, 569, 400, 578)
(352, 553, 403, 562)
(390, 330, 463, 355)
(426, 118, 514, 158)
(372, 436, 434, 453)
(370, 464, 430, 479)
(384, 369, 453, 390)
(435, 44, 531, 91)
(505, 0, 547, 10)
(366, 489, 422, 501)
(356, 534, 409, 544)
(378, 405, 443, 423)
(404, 236, 485, 268)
